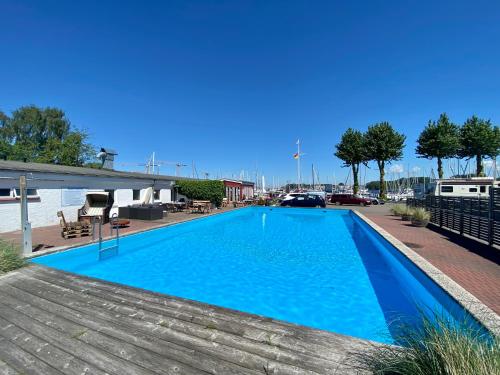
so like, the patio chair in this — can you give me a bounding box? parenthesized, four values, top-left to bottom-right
(78, 192, 113, 224)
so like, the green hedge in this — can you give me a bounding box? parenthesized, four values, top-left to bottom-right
(175, 180, 224, 207)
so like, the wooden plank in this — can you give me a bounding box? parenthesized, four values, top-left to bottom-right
(0, 285, 278, 374)
(23, 267, 355, 365)
(0, 300, 158, 375)
(0, 336, 62, 375)
(0, 290, 206, 375)
(0, 315, 107, 375)
(26, 266, 366, 354)
(7, 276, 324, 374)
(0, 287, 253, 375)
(0, 359, 18, 375)
(0, 286, 245, 375)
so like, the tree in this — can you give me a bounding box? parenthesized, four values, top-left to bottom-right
(416, 113, 460, 179)
(0, 105, 95, 166)
(459, 116, 500, 176)
(0, 111, 11, 159)
(335, 128, 366, 194)
(364, 122, 406, 199)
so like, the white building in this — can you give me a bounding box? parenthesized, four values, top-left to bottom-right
(0, 160, 182, 233)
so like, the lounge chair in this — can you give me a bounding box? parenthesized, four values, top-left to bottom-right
(78, 192, 113, 224)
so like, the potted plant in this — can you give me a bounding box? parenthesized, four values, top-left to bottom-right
(411, 207, 430, 227)
(390, 204, 406, 216)
(401, 207, 414, 221)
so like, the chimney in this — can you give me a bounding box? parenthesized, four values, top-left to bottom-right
(98, 147, 118, 170)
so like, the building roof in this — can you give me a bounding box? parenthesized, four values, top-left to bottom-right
(220, 178, 255, 186)
(0, 160, 193, 182)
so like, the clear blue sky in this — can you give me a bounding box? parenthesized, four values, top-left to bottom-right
(1, 1, 499, 185)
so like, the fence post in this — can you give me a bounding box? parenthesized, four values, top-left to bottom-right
(439, 197, 443, 227)
(459, 197, 464, 235)
(489, 191, 494, 246)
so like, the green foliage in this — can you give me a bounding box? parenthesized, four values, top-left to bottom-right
(357, 312, 499, 375)
(0, 105, 95, 166)
(0, 240, 25, 274)
(335, 128, 367, 193)
(401, 206, 414, 219)
(390, 204, 406, 216)
(364, 122, 406, 199)
(416, 113, 460, 179)
(459, 116, 500, 176)
(175, 179, 224, 206)
(411, 207, 430, 221)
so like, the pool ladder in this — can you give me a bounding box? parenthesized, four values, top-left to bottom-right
(95, 214, 120, 260)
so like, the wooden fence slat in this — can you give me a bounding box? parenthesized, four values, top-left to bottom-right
(407, 188, 500, 247)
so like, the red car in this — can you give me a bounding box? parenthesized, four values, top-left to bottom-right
(330, 194, 372, 206)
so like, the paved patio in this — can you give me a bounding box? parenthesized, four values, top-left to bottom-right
(348, 204, 500, 315)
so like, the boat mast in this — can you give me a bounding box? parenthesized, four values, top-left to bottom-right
(311, 164, 315, 190)
(297, 139, 301, 190)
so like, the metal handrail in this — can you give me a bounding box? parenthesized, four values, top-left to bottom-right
(98, 214, 119, 260)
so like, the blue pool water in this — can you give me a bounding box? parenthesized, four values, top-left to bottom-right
(33, 207, 474, 343)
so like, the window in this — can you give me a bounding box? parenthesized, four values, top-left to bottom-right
(133, 189, 141, 200)
(14, 188, 39, 197)
(480, 186, 486, 193)
(469, 188, 477, 192)
(154, 190, 160, 200)
(441, 186, 453, 193)
(0, 189, 11, 197)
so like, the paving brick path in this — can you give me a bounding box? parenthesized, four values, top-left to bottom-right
(359, 205, 500, 314)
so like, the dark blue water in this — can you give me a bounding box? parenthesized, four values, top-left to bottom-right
(33, 207, 473, 343)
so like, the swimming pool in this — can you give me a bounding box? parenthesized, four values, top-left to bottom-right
(33, 207, 475, 344)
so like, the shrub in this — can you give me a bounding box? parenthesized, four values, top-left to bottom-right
(391, 204, 406, 216)
(0, 240, 25, 273)
(401, 206, 414, 220)
(356, 313, 499, 375)
(411, 207, 430, 222)
(175, 179, 224, 207)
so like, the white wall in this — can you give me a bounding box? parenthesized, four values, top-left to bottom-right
(0, 189, 84, 233)
(159, 189, 171, 203)
(0, 187, 173, 233)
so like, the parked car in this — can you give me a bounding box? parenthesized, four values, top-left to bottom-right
(280, 194, 326, 208)
(330, 194, 372, 206)
(370, 197, 385, 205)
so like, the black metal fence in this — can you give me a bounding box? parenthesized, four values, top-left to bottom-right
(406, 188, 500, 247)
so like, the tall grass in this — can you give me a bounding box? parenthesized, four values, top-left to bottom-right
(357, 313, 499, 375)
(411, 207, 430, 222)
(0, 239, 25, 273)
(390, 204, 406, 216)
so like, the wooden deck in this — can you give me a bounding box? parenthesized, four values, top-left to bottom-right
(0, 265, 373, 375)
